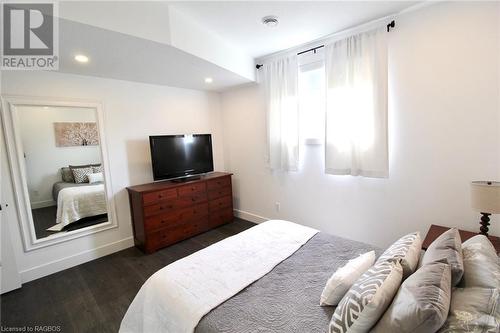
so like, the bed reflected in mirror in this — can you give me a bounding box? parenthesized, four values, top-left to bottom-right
(15, 105, 108, 240)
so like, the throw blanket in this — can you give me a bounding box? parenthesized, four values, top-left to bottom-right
(56, 184, 107, 226)
(120, 220, 318, 333)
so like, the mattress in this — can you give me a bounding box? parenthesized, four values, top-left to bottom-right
(196, 232, 382, 333)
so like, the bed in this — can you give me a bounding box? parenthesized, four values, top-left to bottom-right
(120, 220, 380, 332)
(54, 182, 107, 227)
(120, 220, 500, 333)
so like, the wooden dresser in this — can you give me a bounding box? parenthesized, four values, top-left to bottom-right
(422, 224, 500, 254)
(127, 172, 233, 253)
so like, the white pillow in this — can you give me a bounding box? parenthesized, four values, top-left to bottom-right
(320, 251, 376, 306)
(88, 172, 103, 184)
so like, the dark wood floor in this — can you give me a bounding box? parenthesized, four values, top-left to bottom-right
(0, 218, 255, 333)
(32, 205, 109, 239)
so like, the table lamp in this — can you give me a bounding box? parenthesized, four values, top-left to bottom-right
(471, 181, 500, 236)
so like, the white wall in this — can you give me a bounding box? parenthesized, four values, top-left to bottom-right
(17, 106, 101, 207)
(1, 71, 224, 282)
(221, 1, 500, 248)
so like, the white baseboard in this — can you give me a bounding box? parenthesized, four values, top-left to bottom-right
(19, 237, 134, 283)
(233, 209, 269, 224)
(31, 200, 56, 209)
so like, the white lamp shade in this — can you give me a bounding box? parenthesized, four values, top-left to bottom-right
(471, 181, 500, 214)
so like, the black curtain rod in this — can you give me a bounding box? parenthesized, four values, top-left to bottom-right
(256, 20, 395, 69)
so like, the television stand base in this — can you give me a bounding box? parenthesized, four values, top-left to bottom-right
(171, 175, 201, 183)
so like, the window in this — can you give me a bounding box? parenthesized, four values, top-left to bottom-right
(298, 50, 325, 144)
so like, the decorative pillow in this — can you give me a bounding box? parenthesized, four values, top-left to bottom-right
(372, 261, 452, 333)
(88, 172, 104, 184)
(92, 164, 103, 173)
(376, 232, 422, 279)
(70, 166, 93, 183)
(460, 235, 499, 289)
(421, 228, 464, 286)
(61, 167, 74, 183)
(320, 251, 376, 306)
(329, 261, 403, 333)
(438, 287, 500, 333)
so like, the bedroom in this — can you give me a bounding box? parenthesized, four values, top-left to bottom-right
(0, 1, 499, 333)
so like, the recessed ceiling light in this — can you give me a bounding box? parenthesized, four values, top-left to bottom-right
(204, 77, 213, 84)
(74, 54, 89, 63)
(262, 16, 279, 27)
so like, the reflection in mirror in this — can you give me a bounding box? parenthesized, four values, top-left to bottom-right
(16, 105, 108, 240)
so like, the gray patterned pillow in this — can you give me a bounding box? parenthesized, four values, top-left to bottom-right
(70, 166, 93, 183)
(61, 167, 74, 183)
(438, 287, 499, 333)
(376, 232, 421, 279)
(329, 261, 403, 333)
(92, 164, 103, 173)
(460, 235, 500, 289)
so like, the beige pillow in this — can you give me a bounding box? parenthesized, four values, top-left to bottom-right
(320, 251, 376, 306)
(460, 235, 499, 289)
(438, 287, 499, 333)
(421, 228, 464, 286)
(329, 261, 403, 333)
(376, 232, 422, 279)
(372, 261, 451, 333)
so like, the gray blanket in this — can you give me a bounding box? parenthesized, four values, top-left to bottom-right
(196, 232, 382, 333)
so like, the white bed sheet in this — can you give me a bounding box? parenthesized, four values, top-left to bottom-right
(120, 219, 318, 333)
(55, 183, 107, 227)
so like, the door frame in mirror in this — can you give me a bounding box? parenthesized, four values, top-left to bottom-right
(0, 95, 118, 251)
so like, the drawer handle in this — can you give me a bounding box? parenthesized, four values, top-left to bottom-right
(161, 220, 166, 224)
(158, 194, 163, 198)
(191, 198, 196, 202)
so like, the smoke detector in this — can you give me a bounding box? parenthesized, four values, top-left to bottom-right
(262, 16, 279, 27)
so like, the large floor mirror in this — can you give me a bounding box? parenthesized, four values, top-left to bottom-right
(1, 97, 116, 250)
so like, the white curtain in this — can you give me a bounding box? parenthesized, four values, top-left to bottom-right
(261, 55, 299, 171)
(325, 27, 388, 178)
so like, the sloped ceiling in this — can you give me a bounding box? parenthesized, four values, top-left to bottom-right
(52, 1, 419, 91)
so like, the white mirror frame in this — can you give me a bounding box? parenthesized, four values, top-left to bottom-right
(0, 95, 118, 251)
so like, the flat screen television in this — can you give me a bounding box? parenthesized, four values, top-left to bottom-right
(149, 134, 214, 181)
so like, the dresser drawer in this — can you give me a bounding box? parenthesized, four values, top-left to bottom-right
(144, 211, 179, 233)
(207, 176, 231, 191)
(208, 186, 231, 200)
(178, 203, 208, 222)
(209, 207, 233, 228)
(177, 192, 208, 207)
(143, 201, 179, 217)
(178, 182, 206, 196)
(149, 217, 207, 250)
(209, 195, 232, 211)
(143, 189, 177, 206)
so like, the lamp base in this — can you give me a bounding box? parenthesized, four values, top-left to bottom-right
(479, 212, 491, 236)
